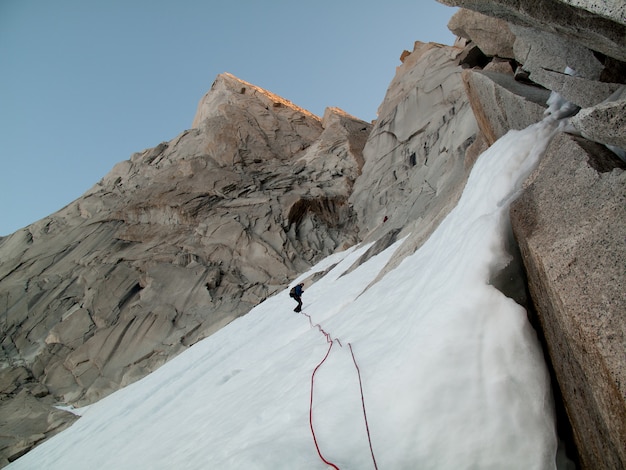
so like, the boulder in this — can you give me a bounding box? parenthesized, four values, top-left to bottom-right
(569, 86, 626, 153)
(0, 388, 77, 467)
(510, 133, 626, 470)
(442, 3, 625, 126)
(510, 24, 605, 81)
(527, 67, 621, 109)
(442, 4, 625, 110)
(461, 69, 550, 145)
(447, 8, 516, 58)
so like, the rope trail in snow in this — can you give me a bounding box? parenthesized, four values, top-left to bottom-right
(309, 340, 340, 470)
(348, 343, 378, 470)
(299, 310, 379, 470)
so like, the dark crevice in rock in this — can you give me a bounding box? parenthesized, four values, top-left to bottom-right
(594, 52, 626, 84)
(520, 275, 582, 469)
(103, 318, 136, 366)
(458, 43, 490, 69)
(499, 222, 582, 468)
(143, 142, 169, 165)
(287, 196, 349, 229)
(180, 323, 202, 347)
(573, 136, 626, 173)
(117, 283, 142, 312)
(182, 194, 225, 218)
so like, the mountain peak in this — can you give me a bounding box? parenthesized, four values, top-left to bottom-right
(192, 72, 321, 128)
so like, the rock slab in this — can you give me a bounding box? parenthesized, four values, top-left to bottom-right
(510, 133, 626, 470)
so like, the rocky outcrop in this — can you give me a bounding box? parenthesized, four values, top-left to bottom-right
(445, 6, 624, 183)
(0, 368, 78, 464)
(350, 41, 478, 252)
(510, 134, 626, 470)
(438, 0, 626, 63)
(438, 1, 626, 468)
(447, 8, 515, 58)
(569, 85, 626, 158)
(461, 69, 550, 144)
(0, 73, 371, 464)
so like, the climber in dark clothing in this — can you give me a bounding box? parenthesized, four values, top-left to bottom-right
(289, 283, 304, 312)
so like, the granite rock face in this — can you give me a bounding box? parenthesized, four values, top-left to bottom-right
(0, 73, 370, 464)
(461, 69, 550, 145)
(447, 8, 515, 58)
(438, 0, 626, 62)
(569, 85, 626, 157)
(510, 134, 626, 470)
(0, 39, 481, 464)
(350, 41, 477, 249)
(439, 1, 626, 468)
(440, 0, 626, 113)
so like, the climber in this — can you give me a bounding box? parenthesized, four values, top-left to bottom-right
(289, 283, 304, 312)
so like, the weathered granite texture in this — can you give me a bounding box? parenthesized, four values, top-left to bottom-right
(557, 0, 625, 24)
(0, 73, 371, 464)
(438, 0, 626, 62)
(447, 8, 515, 58)
(348, 40, 484, 278)
(510, 133, 626, 470)
(440, 0, 626, 112)
(350, 41, 478, 248)
(569, 85, 626, 157)
(462, 69, 550, 145)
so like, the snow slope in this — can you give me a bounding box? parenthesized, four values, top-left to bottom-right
(9, 115, 566, 469)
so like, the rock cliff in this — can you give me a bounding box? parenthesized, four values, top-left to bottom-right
(0, 73, 371, 463)
(439, 1, 625, 469)
(1, 1, 624, 467)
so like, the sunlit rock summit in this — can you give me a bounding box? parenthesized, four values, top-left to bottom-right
(1, 1, 624, 468)
(0, 72, 372, 458)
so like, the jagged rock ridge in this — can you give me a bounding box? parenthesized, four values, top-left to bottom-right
(0, 73, 372, 463)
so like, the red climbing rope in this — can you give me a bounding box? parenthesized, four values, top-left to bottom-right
(300, 309, 379, 470)
(309, 340, 340, 470)
(302, 311, 333, 344)
(349, 343, 379, 470)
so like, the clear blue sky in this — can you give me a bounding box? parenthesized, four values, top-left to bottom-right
(0, 0, 456, 236)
